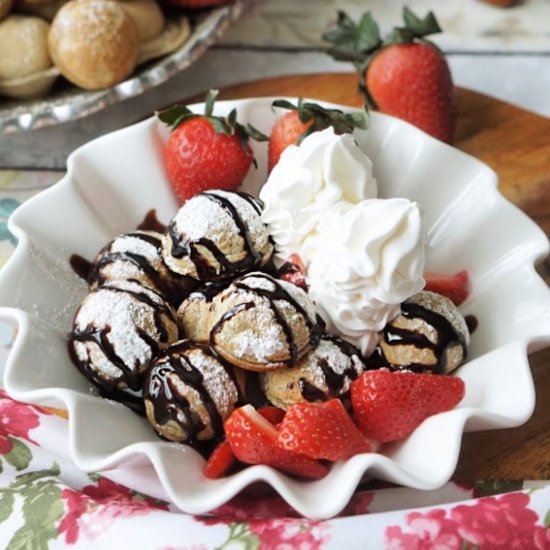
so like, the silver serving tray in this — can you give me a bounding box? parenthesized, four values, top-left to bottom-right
(0, 1, 244, 133)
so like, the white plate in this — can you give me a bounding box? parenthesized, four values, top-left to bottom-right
(1, 98, 549, 519)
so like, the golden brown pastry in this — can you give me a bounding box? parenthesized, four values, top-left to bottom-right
(143, 340, 244, 442)
(48, 0, 139, 90)
(68, 279, 179, 393)
(162, 190, 273, 282)
(207, 272, 322, 371)
(376, 290, 469, 374)
(118, 0, 164, 41)
(260, 334, 365, 409)
(0, 16, 51, 81)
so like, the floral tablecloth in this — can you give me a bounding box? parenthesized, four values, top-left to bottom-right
(0, 170, 549, 549)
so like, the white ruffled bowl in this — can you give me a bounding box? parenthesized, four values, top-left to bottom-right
(1, 97, 549, 520)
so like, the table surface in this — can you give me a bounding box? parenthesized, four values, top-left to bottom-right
(0, 0, 549, 482)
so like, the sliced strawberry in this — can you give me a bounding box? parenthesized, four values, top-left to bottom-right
(351, 369, 465, 443)
(203, 440, 236, 479)
(277, 399, 372, 461)
(424, 270, 469, 306)
(225, 405, 328, 480)
(277, 253, 308, 291)
(258, 406, 285, 426)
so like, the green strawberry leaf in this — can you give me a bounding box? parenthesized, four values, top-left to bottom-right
(204, 89, 219, 117)
(403, 6, 441, 38)
(157, 105, 194, 128)
(544, 508, 550, 528)
(4, 437, 32, 471)
(272, 99, 297, 111)
(0, 490, 15, 524)
(245, 124, 269, 142)
(355, 12, 382, 52)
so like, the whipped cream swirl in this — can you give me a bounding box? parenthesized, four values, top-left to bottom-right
(259, 128, 426, 356)
(308, 198, 426, 355)
(260, 127, 377, 263)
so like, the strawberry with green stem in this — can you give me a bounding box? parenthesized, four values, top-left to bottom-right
(268, 98, 368, 172)
(158, 89, 267, 204)
(323, 7, 456, 143)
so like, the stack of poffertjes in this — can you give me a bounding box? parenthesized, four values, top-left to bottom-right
(0, 0, 228, 99)
(68, 189, 470, 447)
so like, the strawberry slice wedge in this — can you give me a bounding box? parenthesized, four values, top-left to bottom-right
(277, 399, 373, 461)
(203, 440, 236, 480)
(424, 270, 469, 306)
(351, 369, 465, 443)
(225, 405, 328, 480)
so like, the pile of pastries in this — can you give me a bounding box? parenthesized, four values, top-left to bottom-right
(0, 0, 211, 98)
(68, 189, 470, 447)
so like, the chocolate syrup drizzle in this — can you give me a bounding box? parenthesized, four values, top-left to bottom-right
(168, 191, 266, 281)
(299, 334, 364, 402)
(68, 283, 177, 392)
(369, 302, 467, 374)
(210, 272, 322, 366)
(71, 230, 197, 305)
(137, 209, 167, 233)
(143, 340, 242, 442)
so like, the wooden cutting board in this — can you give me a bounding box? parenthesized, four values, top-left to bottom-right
(208, 73, 550, 480)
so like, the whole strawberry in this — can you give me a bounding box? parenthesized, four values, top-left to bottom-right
(268, 98, 368, 172)
(324, 8, 456, 143)
(158, 89, 267, 204)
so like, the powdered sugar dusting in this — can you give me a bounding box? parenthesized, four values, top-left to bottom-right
(188, 347, 238, 418)
(174, 191, 270, 252)
(303, 337, 364, 394)
(74, 280, 173, 375)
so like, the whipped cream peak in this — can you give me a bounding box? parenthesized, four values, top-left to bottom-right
(260, 127, 377, 262)
(259, 126, 426, 357)
(308, 198, 426, 355)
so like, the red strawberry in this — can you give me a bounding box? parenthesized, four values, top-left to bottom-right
(277, 253, 308, 291)
(424, 270, 469, 306)
(351, 369, 465, 443)
(324, 8, 456, 143)
(203, 440, 236, 479)
(225, 405, 327, 479)
(258, 406, 285, 425)
(268, 99, 368, 172)
(158, 89, 267, 204)
(277, 399, 373, 461)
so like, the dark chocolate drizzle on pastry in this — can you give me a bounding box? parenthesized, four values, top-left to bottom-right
(211, 272, 322, 366)
(143, 340, 242, 442)
(68, 282, 177, 392)
(369, 302, 467, 374)
(298, 334, 364, 402)
(168, 191, 268, 281)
